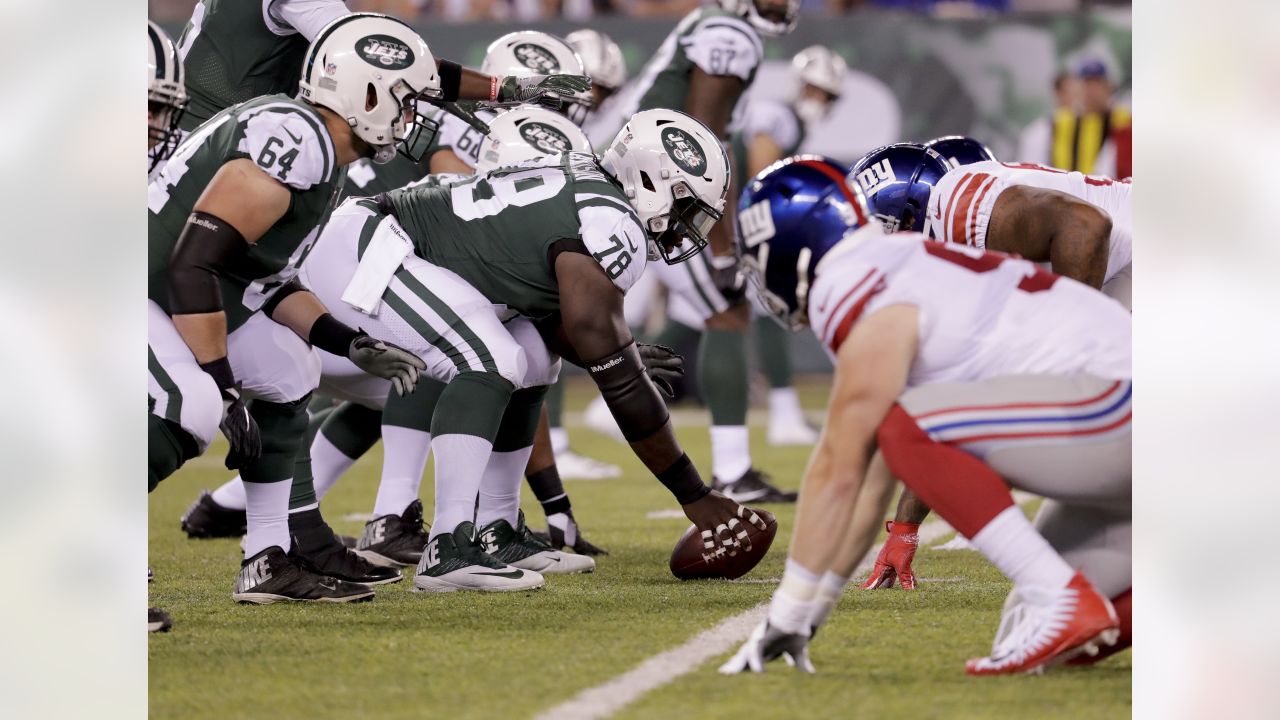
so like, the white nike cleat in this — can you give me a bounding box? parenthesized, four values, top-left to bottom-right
(555, 449, 622, 480)
(412, 523, 545, 593)
(766, 421, 820, 446)
(583, 396, 626, 443)
(480, 511, 596, 575)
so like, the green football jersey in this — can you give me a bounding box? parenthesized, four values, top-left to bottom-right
(176, 0, 311, 130)
(383, 153, 648, 319)
(149, 94, 347, 331)
(632, 7, 763, 132)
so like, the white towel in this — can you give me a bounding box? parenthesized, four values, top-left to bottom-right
(341, 215, 414, 315)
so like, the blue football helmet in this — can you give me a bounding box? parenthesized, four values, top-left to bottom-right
(925, 135, 997, 170)
(848, 143, 949, 234)
(738, 155, 871, 329)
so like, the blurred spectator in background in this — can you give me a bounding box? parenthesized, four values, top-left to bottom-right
(1025, 60, 1131, 177)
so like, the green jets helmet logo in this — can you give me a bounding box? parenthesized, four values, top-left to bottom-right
(358, 35, 414, 69)
(519, 121, 571, 155)
(513, 43, 561, 74)
(660, 127, 707, 176)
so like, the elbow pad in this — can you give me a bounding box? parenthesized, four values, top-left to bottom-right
(587, 342, 669, 442)
(167, 211, 246, 315)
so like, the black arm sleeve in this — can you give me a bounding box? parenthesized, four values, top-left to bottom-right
(585, 342, 670, 443)
(438, 60, 463, 103)
(167, 211, 247, 315)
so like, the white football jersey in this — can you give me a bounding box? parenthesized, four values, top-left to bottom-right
(925, 161, 1132, 282)
(807, 226, 1131, 388)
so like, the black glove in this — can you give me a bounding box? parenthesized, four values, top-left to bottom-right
(497, 74, 592, 111)
(200, 358, 261, 470)
(710, 254, 747, 304)
(637, 343, 684, 398)
(346, 334, 426, 396)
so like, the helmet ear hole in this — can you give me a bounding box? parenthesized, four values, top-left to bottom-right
(640, 171, 656, 192)
(365, 83, 378, 112)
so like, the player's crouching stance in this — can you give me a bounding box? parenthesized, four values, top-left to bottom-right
(301, 109, 766, 592)
(147, 14, 445, 603)
(721, 157, 1129, 676)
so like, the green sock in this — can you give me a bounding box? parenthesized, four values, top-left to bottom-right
(430, 372, 514, 441)
(754, 314, 793, 389)
(699, 328, 749, 426)
(383, 377, 447, 432)
(148, 414, 197, 492)
(544, 380, 565, 428)
(319, 401, 384, 456)
(240, 395, 311, 506)
(494, 387, 549, 452)
(647, 318, 702, 351)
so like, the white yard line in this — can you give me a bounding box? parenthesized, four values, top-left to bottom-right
(534, 517, 962, 720)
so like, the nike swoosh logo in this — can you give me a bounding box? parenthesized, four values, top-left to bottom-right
(472, 570, 525, 579)
(284, 126, 303, 144)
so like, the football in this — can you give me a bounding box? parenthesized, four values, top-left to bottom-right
(669, 509, 777, 580)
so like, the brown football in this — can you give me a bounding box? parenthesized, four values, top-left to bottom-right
(669, 509, 777, 580)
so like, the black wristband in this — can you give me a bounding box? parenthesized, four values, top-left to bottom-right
(261, 278, 305, 319)
(309, 314, 361, 356)
(657, 453, 711, 505)
(198, 357, 235, 394)
(438, 60, 463, 102)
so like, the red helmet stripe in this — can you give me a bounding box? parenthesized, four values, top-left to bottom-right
(794, 159, 868, 225)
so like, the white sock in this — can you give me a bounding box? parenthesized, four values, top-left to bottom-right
(476, 447, 533, 528)
(769, 559, 821, 634)
(810, 570, 850, 630)
(211, 477, 247, 511)
(549, 427, 571, 456)
(768, 387, 806, 427)
(243, 480, 292, 557)
(373, 425, 431, 518)
(310, 433, 359, 501)
(429, 434, 493, 539)
(710, 425, 751, 481)
(971, 506, 1074, 595)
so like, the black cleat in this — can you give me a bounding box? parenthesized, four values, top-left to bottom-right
(355, 499, 430, 568)
(294, 534, 403, 586)
(148, 607, 173, 633)
(713, 467, 798, 503)
(232, 546, 375, 604)
(181, 491, 247, 538)
(338, 534, 358, 549)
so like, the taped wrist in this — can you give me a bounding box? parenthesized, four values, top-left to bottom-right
(198, 357, 236, 395)
(168, 211, 245, 315)
(309, 314, 362, 357)
(586, 342, 669, 442)
(261, 278, 305, 319)
(438, 60, 462, 102)
(658, 454, 711, 505)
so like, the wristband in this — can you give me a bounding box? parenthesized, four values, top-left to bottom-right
(198, 357, 236, 394)
(657, 453, 711, 505)
(438, 60, 462, 103)
(489, 75, 501, 102)
(309, 313, 361, 356)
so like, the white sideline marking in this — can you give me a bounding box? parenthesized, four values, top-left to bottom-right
(645, 509, 687, 520)
(534, 518, 962, 720)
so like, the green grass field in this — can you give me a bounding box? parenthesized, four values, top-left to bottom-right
(148, 377, 1130, 719)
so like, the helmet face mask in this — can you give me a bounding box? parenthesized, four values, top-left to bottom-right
(148, 20, 187, 171)
(651, 182, 723, 264)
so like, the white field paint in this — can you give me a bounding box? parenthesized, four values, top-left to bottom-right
(533, 517, 964, 720)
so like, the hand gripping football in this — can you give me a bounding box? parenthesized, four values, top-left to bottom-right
(669, 508, 777, 580)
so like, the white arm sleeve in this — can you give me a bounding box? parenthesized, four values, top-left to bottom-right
(681, 18, 762, 81)
(266, 0, 350, 41)
(238, 109, 334, 190)
(578, 203, 649, 293)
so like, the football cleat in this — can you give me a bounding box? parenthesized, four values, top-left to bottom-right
(294, 534, 403, 586)
(713, 468, 798, 504)
(355, 499, 431, 567)
(479, 511, 596, 575)
(766, 421, 819, 446)
(148, 607, 173, 633)
(965, 571, 1120, 676)
(861, 521, 920, 590)
(180, 490, 247, 538)
(555, 449, 622, 480)
(232, 545, 375, 605)
(413, 522, 545, 593)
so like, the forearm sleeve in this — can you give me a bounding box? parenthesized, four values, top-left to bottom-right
(586, 342, 670, 443)
(167, 211, 246, 315)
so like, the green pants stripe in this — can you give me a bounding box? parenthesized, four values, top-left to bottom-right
(395, 269, 498, 373)
(148, 347, 183, 424)
(382, 286, 470, 374)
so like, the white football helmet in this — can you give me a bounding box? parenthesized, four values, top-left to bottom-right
(475, 106, 592, 174)
(298, 13, 443, 164)
(565, 29, 626, 93)
(148, 20, 187, 168)
(601, 109, 730, 265)
(482, 31, 592, 124)
(718, 0, 801, 37)
(791, 45, 847, 97)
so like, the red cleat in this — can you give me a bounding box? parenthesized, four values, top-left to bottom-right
(965, 571, 1120, 676)
(861, 521, 920, 590)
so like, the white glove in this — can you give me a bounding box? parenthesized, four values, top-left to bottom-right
(719, 620, 815, 675)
